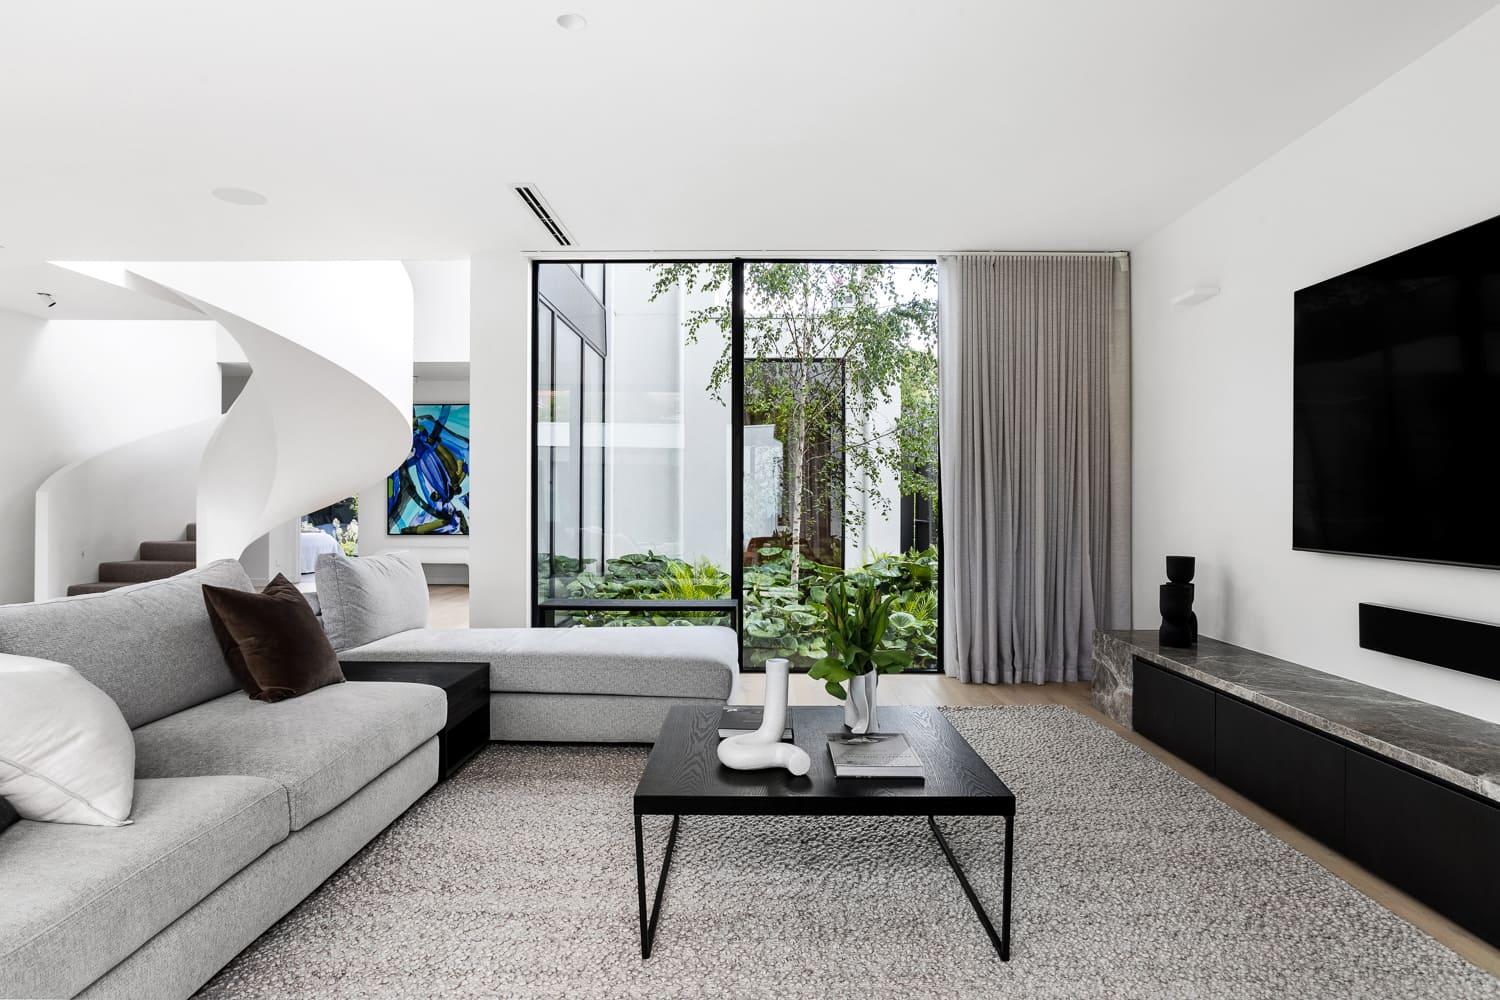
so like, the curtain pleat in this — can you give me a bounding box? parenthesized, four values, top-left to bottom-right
(938, 254, 1131, 684)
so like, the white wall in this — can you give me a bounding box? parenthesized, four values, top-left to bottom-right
(0, 312, 220, 603)
(407, 260, 470, 363)
(1131, 7, 1500, 722)
(468, 252, 531, 626)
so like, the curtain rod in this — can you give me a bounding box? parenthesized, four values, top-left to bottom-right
(941, 250, 1128, 257)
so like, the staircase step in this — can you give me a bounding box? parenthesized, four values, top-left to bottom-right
(66, 582, 131, 596)
(98, 560, 195, 584)
(140, 539, 197, 561)
(185, 522, 196, 542)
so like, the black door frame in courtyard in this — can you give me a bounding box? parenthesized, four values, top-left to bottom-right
(529, 258, 942, 672)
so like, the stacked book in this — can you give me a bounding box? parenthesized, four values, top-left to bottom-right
(827, 732, 925, 778)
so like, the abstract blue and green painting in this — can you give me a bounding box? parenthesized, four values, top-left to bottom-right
(388, 404, 470, 535)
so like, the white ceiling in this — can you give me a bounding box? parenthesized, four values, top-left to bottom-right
(0, 0, 1493, 260)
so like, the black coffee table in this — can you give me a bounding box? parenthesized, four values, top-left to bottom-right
(633, 705, 1016, 960)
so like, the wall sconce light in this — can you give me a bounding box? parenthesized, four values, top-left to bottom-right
(1170, 285, 1220, 307)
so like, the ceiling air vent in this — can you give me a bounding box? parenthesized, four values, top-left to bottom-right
(514, 186, 573, 247)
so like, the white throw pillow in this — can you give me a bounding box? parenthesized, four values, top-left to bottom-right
(0, 653, 135, 826)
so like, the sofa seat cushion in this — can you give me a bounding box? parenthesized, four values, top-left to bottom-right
(0, 775, 287, 1000)
(132, 682, 446, 831)
(340, 625, 739, 701)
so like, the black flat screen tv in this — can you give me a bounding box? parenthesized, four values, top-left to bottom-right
(1293, 213, 1500, 569)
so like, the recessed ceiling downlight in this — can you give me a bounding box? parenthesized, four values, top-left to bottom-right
(211, 186, 268, 206)
(556, 12, 587, 30)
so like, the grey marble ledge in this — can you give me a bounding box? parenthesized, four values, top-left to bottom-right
(1091, 628, 1500, 805)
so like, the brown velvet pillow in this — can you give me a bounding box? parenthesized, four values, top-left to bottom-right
(202, 574, 344, 703)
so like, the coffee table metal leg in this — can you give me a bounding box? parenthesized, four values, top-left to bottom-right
(929, 814, 1012, 961)
(634, 813, 680, 959)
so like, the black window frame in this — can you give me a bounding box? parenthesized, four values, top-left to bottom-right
(529, 258, 942, 672)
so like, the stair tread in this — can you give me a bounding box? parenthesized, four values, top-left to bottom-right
(98, 559, 196, 583)
(139, 540, 197, 561)
(66, 582, 131, 596)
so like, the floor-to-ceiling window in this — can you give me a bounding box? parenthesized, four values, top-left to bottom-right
(534, 262, 734, 628)
(532, 260, 939, 670)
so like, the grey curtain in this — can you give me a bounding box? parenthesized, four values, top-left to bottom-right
(938, 254, 1131, 684)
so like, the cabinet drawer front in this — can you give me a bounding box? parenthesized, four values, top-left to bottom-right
(1346, 750, 1500, 946)
(1214, 695, 1345, 849)
(1132, 658, 1215, 773)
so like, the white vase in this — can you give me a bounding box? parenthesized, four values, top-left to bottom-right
(716, 658, 811, 775)
(844, 672, 879, 734)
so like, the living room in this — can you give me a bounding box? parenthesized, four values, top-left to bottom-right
(4, 2, 1500, 998)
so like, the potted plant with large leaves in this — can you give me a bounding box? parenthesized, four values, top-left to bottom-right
(809, 578, 915, 733)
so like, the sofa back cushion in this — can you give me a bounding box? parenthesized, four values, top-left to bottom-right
(0, 559, 252, 729)
(315, 552, 429, 652)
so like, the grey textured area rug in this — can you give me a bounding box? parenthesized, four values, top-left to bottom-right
(200, 707, 1500, 999)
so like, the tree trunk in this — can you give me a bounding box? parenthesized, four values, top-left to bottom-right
(787, 407, 806, 585)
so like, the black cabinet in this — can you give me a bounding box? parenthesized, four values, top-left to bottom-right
(1133, 658, 1216, 774)
(1345, 749, 1500, 946)
(1214, 695, 1345, 849)
(1130, 654, 1500, 949)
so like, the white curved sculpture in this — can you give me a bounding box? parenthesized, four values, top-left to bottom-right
(717, 657, 811, 776)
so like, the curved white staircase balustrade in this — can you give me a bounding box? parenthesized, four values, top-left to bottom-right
(34, 418, 219, 600)
(57, 262, 415, 567)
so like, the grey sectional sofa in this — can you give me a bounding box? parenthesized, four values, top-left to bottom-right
(0, 560, 446, 1000)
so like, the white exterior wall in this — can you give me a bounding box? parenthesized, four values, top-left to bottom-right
(1130, 7, 1500, 722)
(601, 265, 731, 567)
(845, 389, 903, 568)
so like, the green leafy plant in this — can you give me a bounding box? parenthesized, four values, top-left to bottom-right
(536, 545, 939, 668)
(809, 578, 915, 700)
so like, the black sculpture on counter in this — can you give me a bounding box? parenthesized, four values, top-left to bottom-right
(1159, 555, 1198, 648)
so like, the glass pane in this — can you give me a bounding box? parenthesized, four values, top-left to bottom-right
(741, 262, 939, 670)
(534, 261, 732, 629)
(535, 305, 554, 597)
(582, 262, 605, 302)
(550, 322, 583, 596)
(582, 348, 605, 576)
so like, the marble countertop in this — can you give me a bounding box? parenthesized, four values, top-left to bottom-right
(1098, 629, 1500, 804)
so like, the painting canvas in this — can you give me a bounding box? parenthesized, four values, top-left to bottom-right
(388, 403, 470, 535)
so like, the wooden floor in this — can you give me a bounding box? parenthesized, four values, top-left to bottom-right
(428, 585, 470, 629)
(431, 586, 1500, 977)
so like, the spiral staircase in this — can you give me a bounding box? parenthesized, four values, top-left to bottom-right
(35, 261, 414, 599)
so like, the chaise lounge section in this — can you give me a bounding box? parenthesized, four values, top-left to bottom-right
(339, 623, 741, 742)
(317, 551, 740, 743)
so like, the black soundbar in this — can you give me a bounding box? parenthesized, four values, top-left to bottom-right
(1358, 603, 1500, 682)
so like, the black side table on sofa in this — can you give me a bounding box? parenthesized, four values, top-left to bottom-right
(340, 660, 489, 779)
